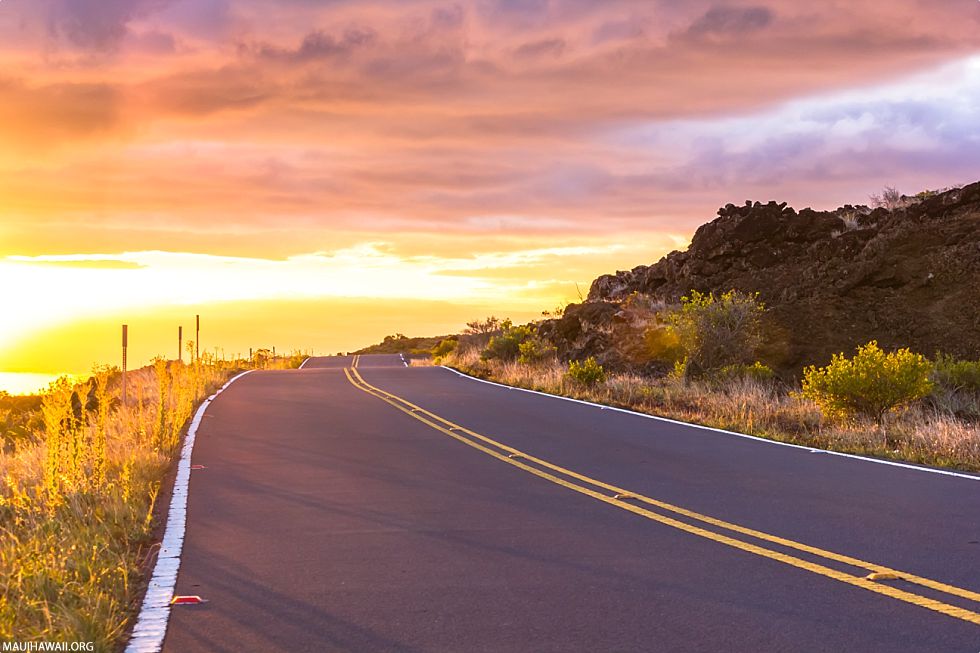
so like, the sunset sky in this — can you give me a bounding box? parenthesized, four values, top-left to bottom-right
(1, 0, 979, 392)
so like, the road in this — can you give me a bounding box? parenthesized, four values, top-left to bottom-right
(161, 354, 980, 652)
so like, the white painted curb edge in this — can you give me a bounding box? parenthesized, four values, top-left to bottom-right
(440, 366, 980, 483)
(298, 357, 311, 369)
(125, 370, 254, 653)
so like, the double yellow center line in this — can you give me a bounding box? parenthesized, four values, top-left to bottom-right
(344, 366, 980, 626)
(351, 354, 361, 368)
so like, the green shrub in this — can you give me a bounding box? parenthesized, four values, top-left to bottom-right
(669, 359, 687, 380)
(718, 361, 775, 383)
(517, 338, 557, 365)
(643, 324, 685, 363)
(566, 357, 607, 386)
(482, 324, 534, 361)
(665, 290, 765, 377)
(798, 341, 933, 423)
(432, 338, 458, 358)
(932, 354, 980, 393)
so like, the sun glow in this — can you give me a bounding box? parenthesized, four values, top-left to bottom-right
(0, 233, 685, 386)
(2, 241, 623, 329)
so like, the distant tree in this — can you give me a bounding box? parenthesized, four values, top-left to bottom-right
(465, 317, 504, 335)
(252, 348, 273, 367)
(870, 186, 908, 211)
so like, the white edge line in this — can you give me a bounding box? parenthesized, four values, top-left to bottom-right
(125, 370, 254, 653)
(439, 366, 980, 483)
(299, 357, 311, 369)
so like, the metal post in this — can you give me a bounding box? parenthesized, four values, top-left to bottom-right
(178, 326, 183, 363)
(195, 315, 200, 362)
(122, 324, 128, 405)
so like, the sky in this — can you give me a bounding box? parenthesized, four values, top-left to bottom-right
(1, 0, 979, 391)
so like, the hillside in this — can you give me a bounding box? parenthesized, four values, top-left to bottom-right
(541, 181, 980, 375)
(354, 333, 452, 355)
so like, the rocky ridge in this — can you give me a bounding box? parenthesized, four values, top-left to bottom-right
(541, 182, 980, 375)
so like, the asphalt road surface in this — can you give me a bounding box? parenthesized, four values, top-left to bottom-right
(161, 354, 980, 652)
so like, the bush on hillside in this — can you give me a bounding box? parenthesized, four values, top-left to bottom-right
(717, 362, 775, 384)
(566, 357, 606, 386)
(798, 341, 933, 423)
(932, 354, 980, 393)
(928, 354, 980, 417)
(482, 323, 532, 361)
(517, 338, 557, 365)
(642, 324, 685, 364)
(432, 338, 458, 359)
(870, 186, 910, 211)
(665, 290, 765, 378)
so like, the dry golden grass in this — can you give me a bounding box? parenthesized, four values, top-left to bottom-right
(441, 348, 980, 472)
(0, 349, 313, 647)
(0, 357, 237, 649)
(260, 352, 309, 370)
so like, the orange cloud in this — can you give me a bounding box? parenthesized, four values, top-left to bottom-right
(2, 3, 977, 216)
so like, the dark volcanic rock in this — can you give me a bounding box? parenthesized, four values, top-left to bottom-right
(551, 182, 980, 375)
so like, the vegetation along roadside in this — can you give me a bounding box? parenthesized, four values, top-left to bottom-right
(409, 295, 980, 474)
(0, 348, 306, 649)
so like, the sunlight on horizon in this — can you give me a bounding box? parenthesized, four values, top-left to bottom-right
(0, 372, 78, 396)
(0, 233, 688, 389)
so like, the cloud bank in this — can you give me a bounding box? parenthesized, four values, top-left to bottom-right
(0, 0, 977, 282)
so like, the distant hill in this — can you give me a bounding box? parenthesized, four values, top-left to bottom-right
(541, 181, 980, 376)
(354, 333, 450, 355)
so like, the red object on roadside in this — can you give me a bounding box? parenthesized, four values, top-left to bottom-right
(191, 465, 207, 470)
(171, 595, 208, 605)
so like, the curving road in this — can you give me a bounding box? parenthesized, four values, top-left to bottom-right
(160, 354, 980, 652)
